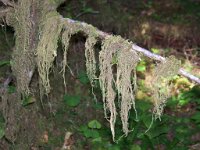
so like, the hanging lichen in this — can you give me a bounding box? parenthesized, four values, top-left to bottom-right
(36, 12, 63, 95)
(85, 35, 97, 86)
(61, 29, 72, 88)
(61, 19, 99, 89)
(99, 35, 118, 141)
(6, 1, 184, 142)
(99, 35, 140, 140)
(117, 49, 139, 136)
(151, 56, 181, 119)
(10, 0, 35, 96)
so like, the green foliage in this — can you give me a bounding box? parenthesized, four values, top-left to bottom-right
(136, 60, 146, 72)
(63, 94, 81, 107)
(79, 125, 100, 138)
(78, 71, 90, 85)
(151, 48, 160, 54)
(88, 120, 102, 129)
(74, 84, 200, 149)
(7, 85, 16, 94)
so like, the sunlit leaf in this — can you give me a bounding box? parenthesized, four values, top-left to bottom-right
(136, 65, 146, 72)
(151, 48, 160, 54)
(88, 120, 101, 129)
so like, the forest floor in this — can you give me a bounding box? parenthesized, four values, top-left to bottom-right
(0, 0, 200, 149)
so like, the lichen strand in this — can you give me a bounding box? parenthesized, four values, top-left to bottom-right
(85, 35, 97, 86)
(36, 12, 63, 95)
(99, 36, 118, 141)
(11, 0, 35, 96)
(152, 56, 181, 119)
(117, 49, 139, 136)
(61, 29, 72, 88)
(99, 35, 139, 140)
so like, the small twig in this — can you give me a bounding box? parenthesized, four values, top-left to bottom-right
(63, 17, 200, 84)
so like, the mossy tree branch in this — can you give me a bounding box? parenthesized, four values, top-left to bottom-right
(63, 18, 200, 85)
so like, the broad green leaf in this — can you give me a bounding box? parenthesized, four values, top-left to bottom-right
(63, 95, 81, 107)
(88, 120, 101, 129)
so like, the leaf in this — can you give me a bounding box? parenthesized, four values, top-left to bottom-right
(130, 145, 141, 150)
(191, 112, 200, 123)
(88, 120, 101, 129)
(63, 95, 81, 107)
(83, 129, 100, 138)
(78, 71, 89, 85)
(136, 65, 146, 72)
(22, 96, 36, 106)
(151, 48, 160, 54)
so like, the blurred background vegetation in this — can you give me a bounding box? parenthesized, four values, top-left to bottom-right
(0, 0, 200, 149)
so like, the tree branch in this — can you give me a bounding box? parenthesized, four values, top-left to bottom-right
(63, 17, 200, 84)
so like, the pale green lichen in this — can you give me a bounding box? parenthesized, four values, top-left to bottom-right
(36, 12, 63, 95)
(117, 48, 139, 136)
(152, 56, 181, 119)
(9, 2, 182, 142)
(99, 35, 140, 140)
(11, 0, 35, 96)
